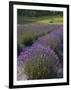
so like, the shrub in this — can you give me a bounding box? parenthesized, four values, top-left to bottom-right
(49, 20, 54, 23)
(17, 43, 61, 80)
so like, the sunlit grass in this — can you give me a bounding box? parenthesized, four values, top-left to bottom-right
(36, 16, 63, 24)
(17, 16, 63, 24)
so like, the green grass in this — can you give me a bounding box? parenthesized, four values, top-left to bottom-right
(17, 16, 63, 24)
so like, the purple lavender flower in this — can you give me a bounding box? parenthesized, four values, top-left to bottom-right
(37, 28, 63, 48)
(17, 43, 62, 80)
(37, 28, 63, 62)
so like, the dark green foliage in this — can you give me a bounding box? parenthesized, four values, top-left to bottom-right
(49, 20, 54, 23)
(17, 9, 63, 18)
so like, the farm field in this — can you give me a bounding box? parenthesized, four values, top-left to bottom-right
(17, 9, 63, 80)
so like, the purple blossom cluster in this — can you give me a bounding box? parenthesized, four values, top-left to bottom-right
(17, 42, 63, 80)
(18, 43, 59, 64)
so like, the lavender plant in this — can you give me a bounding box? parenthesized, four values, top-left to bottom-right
(37, 28, 63, 62)
(17, 43, 62, 80)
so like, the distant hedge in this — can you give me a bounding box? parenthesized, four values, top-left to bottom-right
(17, 9, 63, 18)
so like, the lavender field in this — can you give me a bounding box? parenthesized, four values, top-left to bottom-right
(17, 9, 63, 80)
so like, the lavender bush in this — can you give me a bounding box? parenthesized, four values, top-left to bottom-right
(17, 43, 63, 80)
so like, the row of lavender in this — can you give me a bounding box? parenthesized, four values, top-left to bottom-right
(17, 26, 63, 80)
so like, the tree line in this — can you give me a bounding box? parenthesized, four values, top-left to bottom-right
(17, 9, 63, 18)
